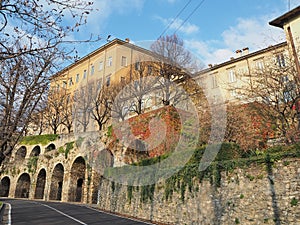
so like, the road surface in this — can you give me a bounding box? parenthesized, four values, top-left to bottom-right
(0, 198, 153, 225)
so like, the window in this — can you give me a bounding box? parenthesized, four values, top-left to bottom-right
(96, 80, 102, 91)
(76, 74, 80, 83)
(276, 53, 285, 67)
(255, 59, 264, 70)
(56, 84, 60, 91)
(228, 69, 236, 83)
(147, 65, 153, 75)
(83, 70, 87, 79)
(107, 56, 112, 67)
(106, 74, 111, 86)
(135, 61, 140, 70)
(66, 95, 70, 104)
(121, 56, 127, 66)
(99, 61, 103, 71)
(134, 80, 139, 89)
(88, 83, 94, 95)
(230, 89, 237, 97)
(62, 81, 67, 88)
(68, 77, 73, 86)
(90, 65, 94, 75)
(281, 75, 289, 83)
(120, 76, 125, 84)
(211, 73, 218, 88)
(283, 81, 295, 103)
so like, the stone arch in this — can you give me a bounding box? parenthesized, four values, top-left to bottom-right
(49, 163, 64, 201)
(0, 176, 10, 197)
(30, 146, 41, 157)
(34, 169, 46, 199)
(45, 143, 56, 152)
(15, 173, 30, 198)
(68, 156, 86, 202)
(15, 146, 27, 161)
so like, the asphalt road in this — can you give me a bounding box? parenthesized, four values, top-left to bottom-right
(0, 199, 153, 225)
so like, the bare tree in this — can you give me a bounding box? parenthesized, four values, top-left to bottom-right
(234, 51, 300, 143)
(0, 51, 54, 164)
(110, 82, 133, 122)
(126, 61, 159, 115)
(150, 34, 201, 106)
(27, 107, 46, 136)
(0, 0, 98, 61)
(90, 81, 112, 131)
(61, 96, 73, 134)
(44, 88, 69, 134)
(0, 0, 100, 165)
(73, 85, 93, 133)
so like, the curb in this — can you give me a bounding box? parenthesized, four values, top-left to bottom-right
(0, 203, 6, 224)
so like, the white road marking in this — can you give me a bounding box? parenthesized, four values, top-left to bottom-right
(83, 205, 155, 225)
(7, 203, 11, 225)
(6, 203, 11, 225)
(40, 203, 87, 225)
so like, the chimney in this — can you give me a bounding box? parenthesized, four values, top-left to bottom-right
(242, 47, 249, 55)
(208, 64, 213, 68)
(125, 38, 130, 43)
(235, 49, 242, 57)
(230, 57, 235, 60)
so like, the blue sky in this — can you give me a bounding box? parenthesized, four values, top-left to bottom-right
(73, 0, 300, 67)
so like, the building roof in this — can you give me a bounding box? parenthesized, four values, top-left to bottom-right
(50, 38, 156, 80)
(196, 41, 287, 76)
(269, 5, 300, 28)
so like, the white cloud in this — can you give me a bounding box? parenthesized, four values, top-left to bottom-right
(186, 15, 285, 66)
(186, 39, 234, 66)
(222, 17, 285, 51)
(156, 16, 199, 35)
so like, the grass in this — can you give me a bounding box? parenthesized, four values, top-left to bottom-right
(20, 134, 59, 145)
(0, 202, 2, 207)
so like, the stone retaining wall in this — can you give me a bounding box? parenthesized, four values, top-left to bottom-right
(97, 158, 300, 225)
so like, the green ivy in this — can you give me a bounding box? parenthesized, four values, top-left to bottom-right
(122, 142, 300, 204)
(65, 142, 74, 159)
(58, 146, 65, 154)
(142, 184, 155, 203)
(291, 197, 298, 206)
(27, 156, 38, 174)
(20, 134, 58, 145)
(127, 185, 133, 203)
(107, 125, 113, 137)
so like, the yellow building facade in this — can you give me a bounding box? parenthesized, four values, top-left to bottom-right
(48, 6, 300, 135)
(50, 38, 155, 95)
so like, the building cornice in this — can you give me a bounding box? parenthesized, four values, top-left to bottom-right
(196, 41, 287, 77)
(50, 38, 157, 81)
(269, 5, 300, 28)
